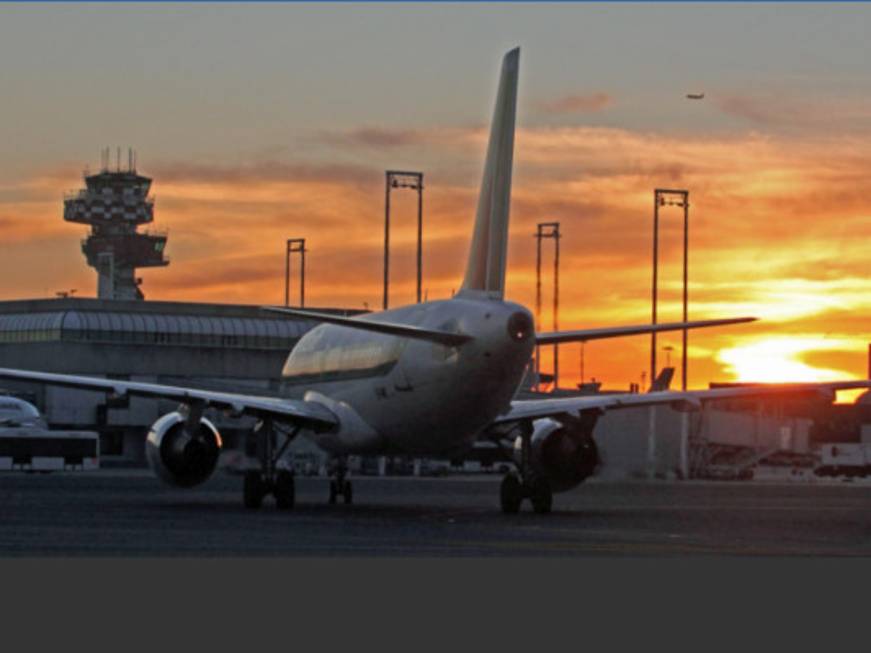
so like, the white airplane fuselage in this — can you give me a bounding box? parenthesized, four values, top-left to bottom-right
(280, 298, 535, 457)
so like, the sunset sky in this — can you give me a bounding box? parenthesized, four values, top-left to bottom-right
(1, 3, 870, 393)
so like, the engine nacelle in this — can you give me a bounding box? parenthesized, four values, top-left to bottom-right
(145, 412, 223, 488)
(515, 417, 599, 492)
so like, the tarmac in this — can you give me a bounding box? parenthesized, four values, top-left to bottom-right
(1, 470, 870, 556)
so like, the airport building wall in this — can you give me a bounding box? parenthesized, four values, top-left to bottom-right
(594, 406, 812, 479)
(0, 297, 359, 463)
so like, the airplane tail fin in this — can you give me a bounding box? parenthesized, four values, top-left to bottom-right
(648, 367, 675, 392)
(458, 47, 519, 300)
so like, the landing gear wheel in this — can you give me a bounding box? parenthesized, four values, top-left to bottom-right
(274, 470, 295, 510)
(530, 477, 553, 514)
(500, 473, 523, 514)
(243, 418, 303, 511)
(243, 471, 266, 510)
(328, 456, 352, 505)
(329, 479, 353, 504)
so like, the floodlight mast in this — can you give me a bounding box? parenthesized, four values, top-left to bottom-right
(383, 171, 424, 310)
(535, 222, 561, 390)
(284, 238, 306, 308)
(651, 189, 689, 390)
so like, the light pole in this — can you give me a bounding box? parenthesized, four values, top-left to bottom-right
(535, 222, 561, 390)
(663, 345, 674, 369)
(384, 171, 424, 310)
(285, 238, 306, 308)
(651, 189, 689, 390)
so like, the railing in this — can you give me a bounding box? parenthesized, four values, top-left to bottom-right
(64, 189, 153, 204)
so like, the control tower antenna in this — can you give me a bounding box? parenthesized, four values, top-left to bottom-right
(64, 150, 169, 300)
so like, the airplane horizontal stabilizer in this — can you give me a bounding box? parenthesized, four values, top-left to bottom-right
(535, 317, 757, 345)
(263, 306, 473, 347)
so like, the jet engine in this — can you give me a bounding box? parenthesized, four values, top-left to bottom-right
(516, 416, 599, 492)
(145, 412, 223, 488)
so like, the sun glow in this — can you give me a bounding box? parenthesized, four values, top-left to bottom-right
(717, 337, 868, 404)
(718, 337, 851, 383)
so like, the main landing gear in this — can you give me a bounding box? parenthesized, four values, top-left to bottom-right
(328, 457, 353, 505)
(500, 425, 552, 515)
(241, 420, 355, 510)
(243, 419, 299, 510)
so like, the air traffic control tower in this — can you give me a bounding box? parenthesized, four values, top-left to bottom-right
(64, 150, 168, 300)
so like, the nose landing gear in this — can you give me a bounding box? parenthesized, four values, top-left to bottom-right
(500, 472, 552, 514)
(500, 423, 553, 514)
(328, 457, 353, 505)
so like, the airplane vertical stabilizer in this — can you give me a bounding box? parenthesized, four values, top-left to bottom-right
(459, 47, 519, 300)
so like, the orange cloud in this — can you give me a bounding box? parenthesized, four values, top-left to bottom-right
(539, 93, 614, 114)
(315, 127, 428, 149)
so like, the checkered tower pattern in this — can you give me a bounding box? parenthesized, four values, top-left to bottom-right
(63, 161, 168, 301)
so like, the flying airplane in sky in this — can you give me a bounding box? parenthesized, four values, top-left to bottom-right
(1, 49, 868, 513)
(686, 92, 705, 100)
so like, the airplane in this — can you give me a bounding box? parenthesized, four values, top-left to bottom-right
(0, 394, 46, 429)
(686, 92, 705, 100)
(1, 48, 869, 514)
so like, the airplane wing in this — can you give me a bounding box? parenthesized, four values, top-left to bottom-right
(495, 380, 871, 426)
(536, 317, 756, 345)
(262, 306, 472, 347)
(0, 368, 338, 429)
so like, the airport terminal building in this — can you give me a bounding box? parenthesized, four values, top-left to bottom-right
(0, 296, 355, 462)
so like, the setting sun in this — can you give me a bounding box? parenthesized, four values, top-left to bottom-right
(718, 337, 850, 383)
(718, 337, 866, 403)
